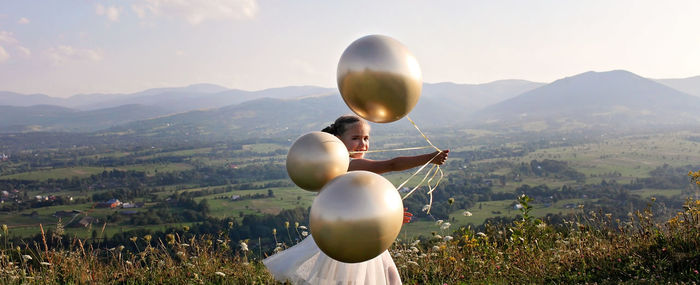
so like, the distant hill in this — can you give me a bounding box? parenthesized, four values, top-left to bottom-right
(411, 80, 544, 126)
(0, 91, 64, 106)
(474, 70, 700, 129)
(0, 104, 172, 132)
(656, 75, 700, 97)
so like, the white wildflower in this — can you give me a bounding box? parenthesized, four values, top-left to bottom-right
(180, 243, 190, 247)
(421, 205, 430, 212)
(436, 220, 444, 225)
(419, 253, 427, 258)
(477, 232, 487, 238)
(433, 234, 442, 240)
(432, 245, 440, 251)
(463, 211, 473, 217)
(298, 225, 308, 230)
(410, 246, 419, 253)
(407, 261, 419, 266)
(411, 240, 420, 246)
(301, 231, 309, 237)
(394, 252, 402, 258)
(215, 271, 226, 277)
(536, 223, 547, 229)
(440, 222, 451, 230)
(126, 261, 133, 265)
(176, 251, 186, 257)
(22, 255, 32, 261)
(274, 246, 283, 252)
(240, 242, 249, 252)
(40, 262, 51, 266)
(443, 235, 453, 242)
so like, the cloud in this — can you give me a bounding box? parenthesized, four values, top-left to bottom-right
(0, 46, 8, 63)
(0, 31, 18, 44)
(18, 17, 30, 24)
(96, 4, 121, 22)
(46, 45, 103, 64)
(132, 0, 258, 25)
(17, 46, 31, 56)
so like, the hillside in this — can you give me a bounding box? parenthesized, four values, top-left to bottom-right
(474, 70, 700, 129)
(657, 75, 700, 97)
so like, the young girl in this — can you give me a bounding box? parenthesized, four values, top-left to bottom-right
(264, 115, 449, 285)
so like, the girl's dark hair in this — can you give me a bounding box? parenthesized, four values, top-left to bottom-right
(322, 115, 362, 136)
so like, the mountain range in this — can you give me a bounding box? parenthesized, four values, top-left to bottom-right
(1, 70, 700, 136)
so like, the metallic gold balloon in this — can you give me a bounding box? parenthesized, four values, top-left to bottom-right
(337, 35, 422, 123)
(310, 171, 404, 263)
(286, 132, 350, 191)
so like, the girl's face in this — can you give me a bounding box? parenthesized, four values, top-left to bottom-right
(338, 121, 370, 159)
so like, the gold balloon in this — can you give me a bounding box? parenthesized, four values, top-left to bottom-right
(337, 35, 422, 123)
(310, 171, 404, 263)
(286, 132, 350, 191)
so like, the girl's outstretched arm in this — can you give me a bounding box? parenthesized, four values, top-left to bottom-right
(349, 150, 449, 174)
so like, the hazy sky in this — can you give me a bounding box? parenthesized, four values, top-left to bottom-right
(1, 0, 699, 97)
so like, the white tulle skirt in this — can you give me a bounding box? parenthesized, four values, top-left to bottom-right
(263, 235, 401, 285)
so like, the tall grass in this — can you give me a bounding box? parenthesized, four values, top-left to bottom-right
(1, 173, 699, 284)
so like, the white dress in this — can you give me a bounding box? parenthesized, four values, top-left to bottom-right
(263, 235, 401, 285)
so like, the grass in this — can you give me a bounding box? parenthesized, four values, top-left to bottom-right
(2, 195, 700, 283)
(0, 167, 110, 181)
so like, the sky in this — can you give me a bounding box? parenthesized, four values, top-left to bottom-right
(1, 0, 699, 98)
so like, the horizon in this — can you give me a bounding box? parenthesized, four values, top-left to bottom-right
(4, 69, 699, 99)
(2, 1, 700, 98)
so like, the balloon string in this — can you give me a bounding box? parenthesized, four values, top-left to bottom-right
(397, 116, 446, 215)
(348, 146, 432, 155)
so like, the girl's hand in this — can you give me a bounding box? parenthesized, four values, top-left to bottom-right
(403, 208, 413, 224)
(430, 149, 449, 165)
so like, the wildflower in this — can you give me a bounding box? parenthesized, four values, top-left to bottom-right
(443, 235, 453, 242)
(536, 223, 547, 229)
(240, 242, 249, 252)
(298, 225, 308, 230)
(126, 261, 133, 266)
(410, 246, 419, 253)
(447, 198, 454, 205)
(422, 205, 430, 212)
(394, 252, 402, 258)
(228, 221, 234, 229)
(130, 236, 138, 242)
(274, 246, 283, 252)
(40, 262, 51, 266)
(407, 261, 419, 266)
(301, 231, 309, 237)
(144, 235, 152, 242)
(433, 235, 442, 240)
(419, 254, 427, 258)
(181, 243, 190, 247)
(166, 234, 175, 244)
(285, 221, 290, 229)
(1, 224, 7, 234)
(118, 245, 125, 251)
(294, 222, 299, 228)
(215, 271, 226, 277)
(477, 232, 487, 238)
(22, 255, 32, 261)
(436, 220, 444, 225)
(411, 240, 420, 246)
(177, 251, 186, 257)
(440, 222, 451, 230)
(272, 228, 277, 235)
(183, 226, 190, 232)
(432, 246, 441, 251)
(463, 211, 472, 217)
